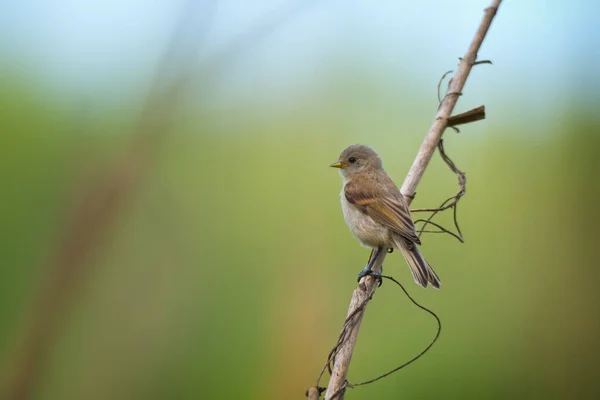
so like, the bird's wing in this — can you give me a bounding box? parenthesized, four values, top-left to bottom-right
(344, 176, 421, 245)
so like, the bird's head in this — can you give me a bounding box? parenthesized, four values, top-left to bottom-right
(330, 144, 383, 177)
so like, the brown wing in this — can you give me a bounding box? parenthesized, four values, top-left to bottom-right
(344, 176, 421, 244)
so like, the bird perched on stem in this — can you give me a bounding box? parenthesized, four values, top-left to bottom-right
(331, 144, 441, 289)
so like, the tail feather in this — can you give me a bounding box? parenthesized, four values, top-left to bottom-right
(394, 236, 441, 289)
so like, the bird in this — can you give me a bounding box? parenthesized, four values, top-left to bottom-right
(330, 144, 441, 289)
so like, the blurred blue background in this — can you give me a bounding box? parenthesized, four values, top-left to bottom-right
(1, 1, 600, 399)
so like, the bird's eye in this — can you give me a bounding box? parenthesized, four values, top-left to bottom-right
(348, 156, 357, 164)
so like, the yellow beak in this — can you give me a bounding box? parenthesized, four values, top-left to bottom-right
(330, 161, 348, 169)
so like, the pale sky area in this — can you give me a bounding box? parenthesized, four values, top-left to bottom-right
(1, 0, 599, 119)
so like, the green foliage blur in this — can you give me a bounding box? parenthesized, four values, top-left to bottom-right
(2, 4, 600, 399)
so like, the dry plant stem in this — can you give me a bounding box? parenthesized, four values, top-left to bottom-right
(401, 1, 500, 198)
(447, 106, 486, 127)
(323, 1, 502, 398)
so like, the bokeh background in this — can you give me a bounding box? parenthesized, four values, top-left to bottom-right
(2, 1, 600, 399)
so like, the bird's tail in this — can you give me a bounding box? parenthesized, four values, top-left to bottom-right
(394, 236, 441, 289)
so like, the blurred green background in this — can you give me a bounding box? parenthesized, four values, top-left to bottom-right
(2, 1, 600, 399)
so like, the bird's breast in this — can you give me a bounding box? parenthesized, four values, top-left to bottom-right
(340, 187, 389, 248)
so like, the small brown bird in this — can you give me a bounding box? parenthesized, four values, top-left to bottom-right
(331, 144, 440, 289)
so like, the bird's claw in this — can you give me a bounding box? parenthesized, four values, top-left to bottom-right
(357, 268, 383, 287)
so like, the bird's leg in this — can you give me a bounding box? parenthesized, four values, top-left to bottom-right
(357, 246, 383, 285)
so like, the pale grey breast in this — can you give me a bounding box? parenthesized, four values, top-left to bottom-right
(340, 180, 390, 248)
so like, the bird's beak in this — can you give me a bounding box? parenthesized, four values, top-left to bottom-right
(330, 161, 348, 169)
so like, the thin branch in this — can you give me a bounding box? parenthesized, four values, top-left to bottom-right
(411, 137, 468, 243)
(346, 275, 442, 388)
(414, 219, 464, 243)
(437, 70, 454, 103)
(447, 105, 486, 127)
(320, 1, 502, 399)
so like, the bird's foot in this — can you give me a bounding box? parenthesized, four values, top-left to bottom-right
(357, 267, 383, 287)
